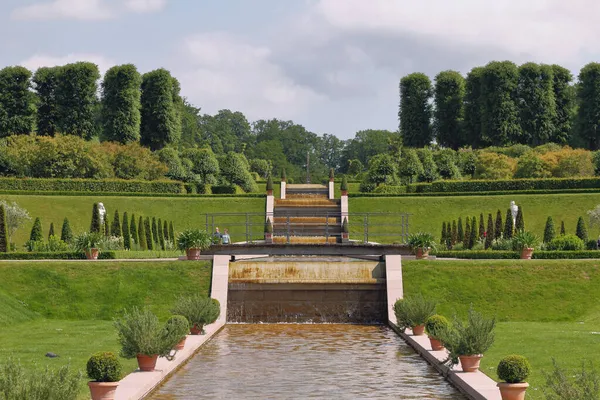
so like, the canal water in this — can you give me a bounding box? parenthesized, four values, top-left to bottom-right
(149, 324, 465, 399)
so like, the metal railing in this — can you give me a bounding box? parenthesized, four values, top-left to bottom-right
(203, 212, 411, 244)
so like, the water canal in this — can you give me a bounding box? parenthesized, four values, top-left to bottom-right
(149, 324, 465, 399)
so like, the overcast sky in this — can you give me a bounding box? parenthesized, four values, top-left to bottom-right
(2, 0, 599, 139)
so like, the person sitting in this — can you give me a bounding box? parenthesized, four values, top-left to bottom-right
(221, 229, 231, 245)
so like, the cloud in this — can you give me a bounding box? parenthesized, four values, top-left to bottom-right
(124, 0, 166, 13)
(20, 53, 115, 75)
(11, 0, 167, 21)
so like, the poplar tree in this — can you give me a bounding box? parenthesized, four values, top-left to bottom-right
(517, 63, 556, 146)
(90, 203, 101, 233)
(551, 64, 574, 144)
(515, 207, 524, 232)
(61, 218, 73, 243)
(463, 67, 485, 148)
(399, 73, 433, 147)
(543, 216, 556, 243)
(495, 210, 503, 239)
(122, 212, 131, 250)
(433, 70, 465, 149)
(485, 214, 494, 249)
(101, 64, 142, 143)
(504, 209, 514, 239)
(575, 63, 600, 150)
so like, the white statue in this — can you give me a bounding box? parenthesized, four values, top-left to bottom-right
(510, 201, 518, 226)
(98, 202, 107, 225)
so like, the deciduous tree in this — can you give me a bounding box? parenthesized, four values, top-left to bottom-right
(399, 73, 433, 147)
(0, 66, 35, 136)
(101, 64, 142, 143)
(575, 63, 600, 150)
(32, 66, 61, 136)
(434, 70, 465, 149)
(517, 63, 556, 146)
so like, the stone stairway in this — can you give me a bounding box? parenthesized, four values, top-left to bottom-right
(273, 184, 341, 244)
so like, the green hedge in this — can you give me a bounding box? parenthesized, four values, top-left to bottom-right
(350, 188, 600, 198)
(0, 251, 116, 260)
(407, 177, 600, 193)
(0, 178, 185, 194)
(0, 190, 265, 198)
(436, 250, 600, 259)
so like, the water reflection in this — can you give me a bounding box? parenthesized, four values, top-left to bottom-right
(150, 324, 465, 399)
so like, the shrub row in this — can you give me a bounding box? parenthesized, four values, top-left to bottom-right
(0, 190, 266, 198)
(350, 188, 600, 198)
(0, 251, 116, 260)
(407, 177, 600, 193)
(435, 250, 600, 259)
(0, 177, 186, 194)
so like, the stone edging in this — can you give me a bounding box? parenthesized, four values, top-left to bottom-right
(389, 324, 501, 400)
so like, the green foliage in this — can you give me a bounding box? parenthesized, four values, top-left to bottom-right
(504, 209, 514, 239)
(440, 308, 496, 366)
(170, 295, 221, 327)
(577, 216, 589, 242)
(90, 203, 101, 233)
(485, 214, 494, 250)
(47, 222, 55, 240)
(399, 73, 433, 147)
(122, 212, 131, 250)
(30, 217, 42, 242)
(163, 220, 169, 242)
(515, 207, 524, 231)
(73, 231, 103, 252)
(129, 214, 138, 244)
(340, 175, 348, 191)
(157, 218, 164, 250)
(176, 229, 212, 251)
(342, 217, 348, 233)
(266, 175, 273, 191)
(138, 216, 147, 250)
(101, 64, 142, 144)
(497, 355, 531, 383)
(0, 205, 8, 252)
(0, 178, 184, 194)
(547, 234, 585, 251)
(544, 217, 556, 243)
(398, 149, 423, 183)
(425, 314, 451, 340)
(407, 232, 436, 251)
(457, 217, 464, 243)
(111, 210, 121, 237)
(329, 168, 334, 180)
(576, 62, 600, 150)
(281, 168, 287, 181)
(543, 359, 600, 400)
(164, 315, 190, 344)
(417, 149, 439, 182)
(181, 147, 220, 184)
(169, 222, 174, 244)
(512, 230, 539, 250)
(0, 66, 35, 136)
(434, 70, 465, 149)
(440, 222, 446, 245)
(469, 216, 477, 249)
(393, 294, 437, 329)
(464, 217, 471, 248)
(451, 220, 458, 246)
(32, 66, 61, 137)
(478, 213, 485, 240)
(561, 220, 566, 235)
(265, 218, 273, 234)
(407, 177, 600, 194)
(86, 352, 122, 382)
(144, 217, 153, 250)
(463, 67, 485, 148)
(219, 152, 258, 193)
(514, 151, 552, 178)
(518, 63, 556, 146)
(151, 217, 158, 245)
(362, 154, 398, 190)
(0, 251, 116, 260)
(475, 152, 515, 180)
(494, 210, 503, 240)
(26, 235, 70, 253)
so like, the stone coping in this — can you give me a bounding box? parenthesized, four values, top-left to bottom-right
(113, 322, 225, 400)
(389, 324, 501, 400)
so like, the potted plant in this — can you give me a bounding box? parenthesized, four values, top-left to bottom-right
(340, 175, 348, 196)
(87, 352, 122, 400)
(266, 175, 274, 196)
(165, 315, 190, 351)
(512, 231, 539, 259)
(74, 231, 103, 260)
(264, 218, 273, 244)
(497, 355, 531, 400)
(341, 217, 349, 242)
(177, 229, 212, 260)
(407, 232, 436, 259)
(393, 294, 436, 336)
(171, 295, 221, 335)
(114, 307, 181, 372)
(440, 307, 496, 372)
(425, 314, 450, 351)
(329, 168, 335, 182)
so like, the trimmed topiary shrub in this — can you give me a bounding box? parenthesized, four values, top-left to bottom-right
(30, 217, 43, 242)
(341, 175, 348, 191)
(138, 216, 147, 250)
(170, 295, 221, 330)
(576, 216, 588, 242)
(61, 217, 73, 244)
(0, 205, 8, 253)
(144, 217, 153, 250)
(48, 222, 55, 240)
(393, 294, 436, 330)
(86, 352, 122, 382)
(425, 315, 450, 340)
(111, 210, 121, 237)
(547, 234, 585, 251)
(122, 212, 131, 250)
(164, 315, 190, 345)
(266, 175, 273, 192)
(544, 216, 556, 243)
(90, 203, 101, 233)
(497, 355, 531, 383)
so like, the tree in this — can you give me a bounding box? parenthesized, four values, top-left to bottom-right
(469, 216, 477, 249)
(551, 65, 575, 144)
(179, 99, 203, 147)
(576, 216, 588, 242)
(249, 159, 272, 179)
(101, 64, 142, 143)
(517, 63, 556, 146)
(495, 210, 503, 239)
(0, 205, 7, 252)
(111, 210, 122, 237)
(61, 217, 73, 243)
(504, 209, 514, 239)
(138, 216, 147, 250)
(140, 69, 182, 150)
(151, 217, 158, 245)
(575, 63, 600, 149)
(169, 221, 174, 243)
(481, 61, 521, 146)
(485, 214, 494, 249)
(347, 159, 364, 176)
(181, 148, 220, 184)
(399, 73, 433, 147)
(104, 214, 110, 237)
(0, 66, 35, 136)
(0, 201, 30, 245)
(144, 217, 154, 250)
(478, 213, 485, 240)
(122, 212, 131, 250)
(32, 66, 61, 136)
(365, 154, 398, 188)
(434, 149, 461, 180)
(48, 222, 55, 240)
(30, 217, 43, 242)
(463, 67, 485, 148)
(464, 217, 471, 247)
(90, 203, 101, 233)
(417, 149, 439, 182)
(457, 217, 464, 244)
(451, 220, 457, 246)
(434, 70, 466, 149)
(398, 148, 423, 183)
(515, 207, 524, 232)
(163, 220, 169, 242)
(342, 130, 398, 170)
(219, 152, 258, 192)
(157, 218, 165, 250)
(130, 214, 138, 244)
(56, 62, 100, 138)
(441, 222, 447, 245)
(560, 220, 566, 235)
(544, 216, 556, 243)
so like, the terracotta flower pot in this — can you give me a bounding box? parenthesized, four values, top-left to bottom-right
(174, 336, 187, 351)
(186, 248, 201, 260)
(190, 324, 204, 335)
(88, 381, 119, 400)
(428, 336, 444, 351)
(520, 248, 534, 260)
(459, 354, 483, 372)
(136, 354, 158, 371)
(412, 324, 425, 335)
(85, 248, 99, 260)
(415, 248, 430, 260)
(497, 382, 529, 400)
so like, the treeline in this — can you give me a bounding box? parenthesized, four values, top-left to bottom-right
(399, 61, 600, 150)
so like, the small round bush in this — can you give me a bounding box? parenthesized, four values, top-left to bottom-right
(86, 352, 122, 382)
(425, 314, 450, 339)
(164, 315, 190, 342)
(497, 355, 531, 383)
(547, 234, 585, 251)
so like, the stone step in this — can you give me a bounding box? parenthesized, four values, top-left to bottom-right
(273, 227, 342, 236)
(272, 236, 339, 244)
(275, 199, 339, 207)
(273, 217, 340, 224)
(273, 208, 341, 218)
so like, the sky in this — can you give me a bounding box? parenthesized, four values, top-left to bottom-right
(2, 0, 600, 139)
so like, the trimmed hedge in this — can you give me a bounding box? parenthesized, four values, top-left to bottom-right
(436, 250, 600, 259)
(0, 190, 265, 198)
(350, 188, 600, 197)
(407, 177, 600, 193)
(0, 178, 185, 194)
(0, 251, 116, 260)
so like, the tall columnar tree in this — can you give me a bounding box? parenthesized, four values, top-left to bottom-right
(478, 213, 485, 240)
(463, 217, 471, 248)
(122, 212, 131, 250)
(90, 203, 101, 233)
(575, 63, 600, 150)
(576, 216, 588, 242)
(469, 216, 477, 249)
(61, 217, 73, 243)
(157, 218, 165, 250)
(485, 214, 494, 249)
(517, 63, 556, 146)
(495, 210, 503, 240)
(104, 214, 110, 237)
(399, 73, 433, 147)
(32, 66, 61, 136)
(463, 67, 485, 148)
(30, 217, 43, 242)
(481, 61, 521, 146)
(163, 220, 169, 242)
(451, 220, 458, 246)
(560, 221, 566, 235)
(48, 222, 55, 239)
(0, 205, 7, 252)
(144, 217, 154, 250)
(446, 221, 452, 248)
(111, 210, 122, 237)
(433, 70, 466, 149)
(441, 222, 447, 245)
(457, 217, 464, 243)
(169, 221, 174, 243)
(151, 217, 158, 245)
(101, 64, 142, 143)
(140, 69, 182, 150)
(504, 209, 514, 239)
(551, 64, 575, 144)
(130, 214, 138, 244)
(56, 62, 100, 138)
(138, 216, 147, 250)
(544, 216, 556, 243)
(515, 207, 524, 232)
(0, 66, 35, 136)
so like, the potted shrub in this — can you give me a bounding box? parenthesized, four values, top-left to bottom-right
(114, 307, 181, 372)
(171, 295, 221, 335)
(165, 315, 190, 351)
(393, 294, 436, 336)
(440, 307, 496, 372)
(264, 218, 273, 244)
(407, 232, 436, 259)
(496, 355, 531, 400)
(281, 168, 287, 182)
(74, 231, 103, 260)
(87, 352, 122, 400)
(266, 175, 274, 196)
(425, 314, 450, 351)
(341, 217, 349, 242)
(513, 230, 539, 259)
(177, 229, 212, 260)
(340, 175, 348, 196)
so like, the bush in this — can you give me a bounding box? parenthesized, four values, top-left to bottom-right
(407, 177, 600, 193)
(547, 234, 585, 251)
(512, 231, 539, 250)
(86, 352, 122, 382)
(211, 184, 241, 194)
(543, 359, 600, 400)
(0, 251, 115, 260)
(435, 250, 600, 259)
(73, 231, 104, 252)
(393, 294, 436, 330)
(497, 355, 531, 383)
(474, 152, 516, 180)
(407, 232, 436, 251)
(372, 184, 407, 194)
(440, 308, 495, 366)
(576, 216, 588, 242)
(177, 229, 212, 251)
(0, 177, 185, 194)
(586, 239, 599, 250)
(170, 295, 221, 329)
(164, 315, 190, 344)
(425, 315, 450, 340)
